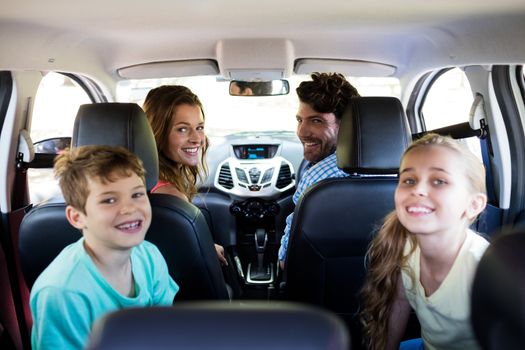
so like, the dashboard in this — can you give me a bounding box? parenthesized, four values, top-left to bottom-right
(202, 132, 303, 200)
(214, 143, 296, 198)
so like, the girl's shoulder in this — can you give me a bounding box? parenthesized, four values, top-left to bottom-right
(466, 229, 490, 248)
(465, 229, 490, 260)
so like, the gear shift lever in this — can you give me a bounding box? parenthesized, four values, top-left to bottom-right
(255, 228, 267, 262)
(247, 228, 273, 283)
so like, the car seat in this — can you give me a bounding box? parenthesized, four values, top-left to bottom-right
(86, 301, 349, 350)
(283, 96, 410, 347)
(19, 103, 229, 300)
(471, 227, 525, 349)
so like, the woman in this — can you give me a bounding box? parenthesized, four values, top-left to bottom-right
(143, 85, 227, 266)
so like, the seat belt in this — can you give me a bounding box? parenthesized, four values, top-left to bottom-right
(12, 130, 34, 210)
(470, 93, 497, 206)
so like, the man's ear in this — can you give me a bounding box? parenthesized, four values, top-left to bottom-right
(466, 192, 488, 221)
(65, 205, 86, 230)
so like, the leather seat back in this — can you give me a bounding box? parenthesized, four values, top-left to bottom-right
(86, 301, 350, 350)
(284, 96, 410, 344)
(471, 228, 525, 349)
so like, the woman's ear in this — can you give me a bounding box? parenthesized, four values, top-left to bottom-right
(466, 193, 488, 221)
(65, 205, 86, 230)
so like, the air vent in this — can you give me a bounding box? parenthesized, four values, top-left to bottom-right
(218, 163, 234, 189)
(276, 162, 292, 189)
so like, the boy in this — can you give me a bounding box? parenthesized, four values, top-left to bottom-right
(30, 145, 179, 350)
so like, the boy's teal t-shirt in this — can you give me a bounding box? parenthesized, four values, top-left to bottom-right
(30, 238, 179, 350)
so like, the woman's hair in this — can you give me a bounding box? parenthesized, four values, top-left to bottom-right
(359, 133, 486, 350)
(54, 145, 146, 214)
(296, 72, 360, 119)
(143, 85, 209, 200)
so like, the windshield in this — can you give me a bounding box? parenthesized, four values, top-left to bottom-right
(116, 75, 401, 139)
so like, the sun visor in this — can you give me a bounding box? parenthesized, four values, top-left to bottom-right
(17, 129, 34, 163)
(469, 93, 487, 131)
(294, 59, 396, 77)
(216, 39, 294, 81)
(117, 60, 219, 79)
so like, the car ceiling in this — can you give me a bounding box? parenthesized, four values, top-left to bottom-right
(1, 0, 525, 86)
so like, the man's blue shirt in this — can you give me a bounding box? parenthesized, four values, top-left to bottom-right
(278, 152, 348, 262)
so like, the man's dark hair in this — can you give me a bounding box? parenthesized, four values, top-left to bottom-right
(296, 72, 360, 119)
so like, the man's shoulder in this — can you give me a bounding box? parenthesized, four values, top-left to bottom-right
(303, 153, 347, 182)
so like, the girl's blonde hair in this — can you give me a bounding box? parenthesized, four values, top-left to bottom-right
(359, 133, 486, 350)
(143, 85, 209, 201)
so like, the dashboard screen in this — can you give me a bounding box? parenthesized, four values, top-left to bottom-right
(246, 146, 266, 159)
(233, 144, 278, 159)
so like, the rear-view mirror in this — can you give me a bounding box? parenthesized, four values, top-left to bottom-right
(229, 80, 289, 96)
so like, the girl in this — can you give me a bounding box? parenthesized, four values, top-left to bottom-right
(143, 85, 227, 266)
(360, 133, 489, 350)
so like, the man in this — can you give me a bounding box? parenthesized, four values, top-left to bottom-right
(278, 72, 360, 268)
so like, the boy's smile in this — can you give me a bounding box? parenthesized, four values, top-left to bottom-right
(115, 219, 144, 234)
(67, 172, 152, 252)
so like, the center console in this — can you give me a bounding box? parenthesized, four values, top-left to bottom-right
(230, 198, 280, 287)
(210, 142, 296, 298)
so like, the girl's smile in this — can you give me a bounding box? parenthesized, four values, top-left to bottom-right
(395, 145, 474, 238)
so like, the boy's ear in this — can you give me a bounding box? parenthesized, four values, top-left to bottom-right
(65, 205, 86, 230)
(466, 192, 488, 221)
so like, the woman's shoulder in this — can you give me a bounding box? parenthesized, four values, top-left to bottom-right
(151, 181, 189, 201)
(151, 180, 171, 192)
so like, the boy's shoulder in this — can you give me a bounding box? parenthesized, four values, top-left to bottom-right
(134, 239, 161, 255)
(31, 238, 88, 294)
(132, 240, 164, 265)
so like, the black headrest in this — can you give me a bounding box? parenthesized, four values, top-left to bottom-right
(72, 103, 158, 190)
(337, 96, 410, 174)
(86, 302, 350, 350)
(471, 229, 525, 348)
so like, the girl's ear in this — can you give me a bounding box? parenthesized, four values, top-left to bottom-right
(65, 205, 86, 230)
(466, 193, 488, 221)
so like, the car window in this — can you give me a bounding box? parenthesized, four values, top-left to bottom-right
(30, 72, 91, 142)
(28, 72, 92, 203)
(421, 68, 482, 158)
(422, 68, 473, 129)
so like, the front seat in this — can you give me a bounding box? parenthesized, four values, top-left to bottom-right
(20, 103, 229, 300)
(283, 97, 410, 345)
(86, 301, 350, 350)
(471, 228, 525, 349)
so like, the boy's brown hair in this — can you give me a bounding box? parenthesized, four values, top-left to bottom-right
(54, 145, 146, 213)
